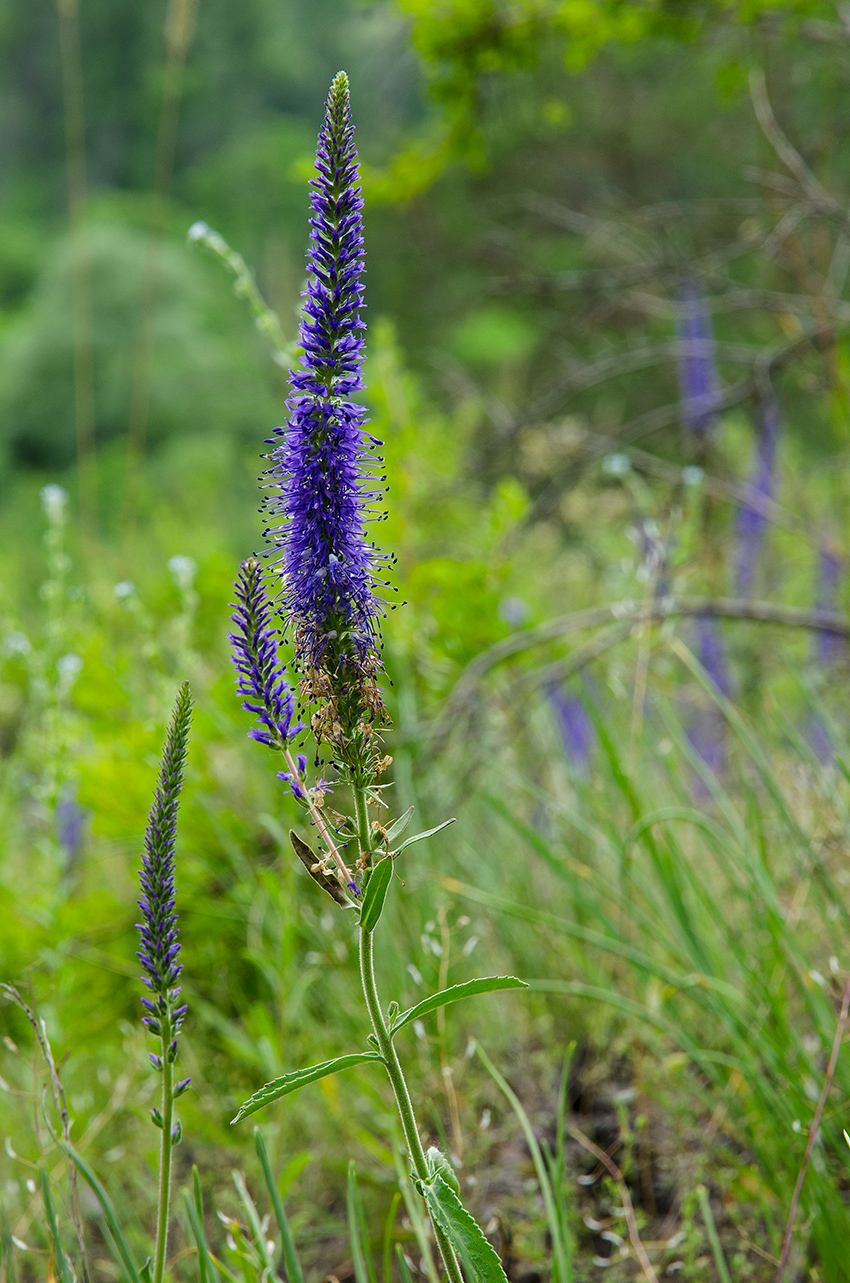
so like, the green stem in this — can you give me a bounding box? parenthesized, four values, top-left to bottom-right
(353, 786, 464, 1283)
(153, 1019, 174, 1283)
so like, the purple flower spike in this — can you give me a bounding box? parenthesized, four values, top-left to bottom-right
(136, 683, 192, 1060)
(815, 546, 843, 667)
(230, 558, 301, 750)
(547, 684, 592, 773)
(735, 397, 781, 598)
(676, 281, 719, 440)
(261, 71, 387, 713)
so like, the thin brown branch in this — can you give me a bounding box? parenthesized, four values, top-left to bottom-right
(568, 1123, 659, 1283)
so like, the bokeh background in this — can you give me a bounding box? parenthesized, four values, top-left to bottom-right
(4, 1, 850, 1279)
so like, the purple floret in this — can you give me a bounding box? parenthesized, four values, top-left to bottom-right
(261, 71, 385, 676)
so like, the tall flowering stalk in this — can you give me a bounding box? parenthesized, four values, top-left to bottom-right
(136, 681, 192, 1283)
(231, 72, 520, 1283)
(676, 281, 719, 440)
(262, 69, 388, 770)
(735, 396, 781, 597)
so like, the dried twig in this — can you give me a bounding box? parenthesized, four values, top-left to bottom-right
(1, 983, 90, 1281)
(568, 1122, 659, 1283)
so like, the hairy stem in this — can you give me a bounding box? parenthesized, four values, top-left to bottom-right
(353, 786, 464, 1283)
(153, 1018, 174, 1283)
(284, 745, 354, 887)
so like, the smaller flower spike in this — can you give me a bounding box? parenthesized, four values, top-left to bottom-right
(230, 558, 301, 750)
(137, 682, 192, 1063)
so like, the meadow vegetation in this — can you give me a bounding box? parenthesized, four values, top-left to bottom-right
(3, 2, 850, 1281)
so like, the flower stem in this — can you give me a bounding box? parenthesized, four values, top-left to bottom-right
(153, 1019, 174, 1283)
(353, 785, 464, 1283)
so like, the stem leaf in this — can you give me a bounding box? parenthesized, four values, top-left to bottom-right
(384, 807, 415, 844)
(231, 1053, 383, 1123)
(413, 1174, 507, 1283)
(391, 977, 527, 1036)
(360, 858, 394, 932)
(390, 818, 455, 857)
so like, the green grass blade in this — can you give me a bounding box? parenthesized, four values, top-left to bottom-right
(38, 1167, 75, 1283)
(347, 1163, 376, 1283)
(182, 1189, 222, 1282)
(476, 1043, 572, 1283)
(695, 1186, 732, 1283)
(60, 1142, 142, 1283)
(254, 1129, 305, 1283)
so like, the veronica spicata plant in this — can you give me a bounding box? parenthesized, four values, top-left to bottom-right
(137, 680, 193, 1282)
(229, 71, 525, 1283)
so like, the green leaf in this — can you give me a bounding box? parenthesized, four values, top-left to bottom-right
(360, 858, 394, 932)
(384, 807, 415, 844)
(38, 1168, 75, 1283)
(415, 1174, 507, 1283)
(390, 818, 455, 857)
(391, 977, 527, 1036)
(60, 1142, 142, 1283)
(231, 1052, 383, 1123)
(183, 1189, 222, 1283)
(254, 1129, 305, 1283)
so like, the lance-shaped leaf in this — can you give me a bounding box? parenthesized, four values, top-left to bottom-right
(360, 857, 393, 932)
(232, 1052, 383, 1123)
(390, 818, 455, 857)
(390, 977, 527, 1036)
(384, 806, 414, 845)
(413, 1173, 507, 1283)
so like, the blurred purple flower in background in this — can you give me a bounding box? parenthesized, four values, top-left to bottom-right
(56, 791, 86, 868)
(734, 397, 781, 597)
(548, 683, 593, 773)
(676, 281, 720, 440)
(688, 614, 732, 776)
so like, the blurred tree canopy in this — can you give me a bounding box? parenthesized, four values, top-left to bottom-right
(1, 0, 849, 520)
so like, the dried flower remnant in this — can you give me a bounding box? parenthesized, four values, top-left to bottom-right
(735, 397, 781, 598)
(262, 70, 389, 758)
(230, 558, 300, 751)
(676, 282, 720, 440)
